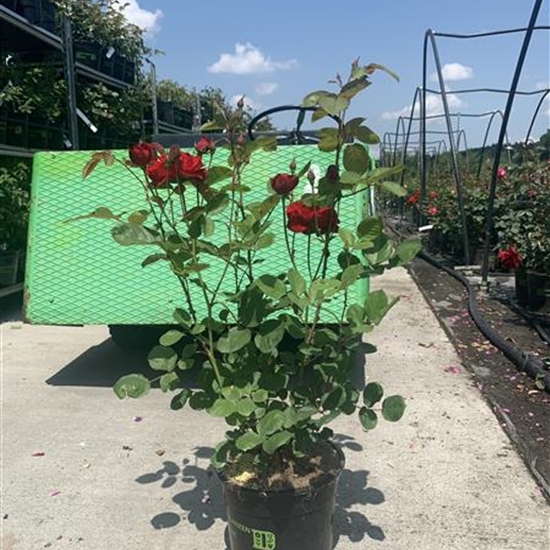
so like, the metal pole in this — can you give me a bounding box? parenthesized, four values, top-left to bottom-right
(146, 59, 159, 137)
(62, 15, 79, 149)
(426, 29, 471, 264)
(481, 0, 545, 284)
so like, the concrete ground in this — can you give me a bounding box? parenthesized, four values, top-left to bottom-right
(1, 267, 549, 550)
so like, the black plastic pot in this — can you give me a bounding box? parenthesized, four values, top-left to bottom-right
(515, 268, 529, 307)
(219, 444, 344, 550)
(527, 270, 549, 311)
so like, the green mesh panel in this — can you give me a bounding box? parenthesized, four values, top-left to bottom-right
(25, 146, 369, 325)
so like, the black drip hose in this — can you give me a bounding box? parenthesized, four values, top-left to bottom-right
(417, 248, 550, 393)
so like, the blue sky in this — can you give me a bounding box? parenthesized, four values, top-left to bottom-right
(124, 0, 549, 150)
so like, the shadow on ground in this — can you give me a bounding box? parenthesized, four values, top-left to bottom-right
(136, 434, 385, 549)
(46, 338, 151, 387)
(0, 291, 23, 323)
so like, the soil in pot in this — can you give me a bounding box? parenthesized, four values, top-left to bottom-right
(219, 441, 344, 550)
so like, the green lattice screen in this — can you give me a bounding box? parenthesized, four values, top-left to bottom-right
(25, 146, 369, 325)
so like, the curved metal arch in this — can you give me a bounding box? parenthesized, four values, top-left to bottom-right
(481, 0, 545, 282)
(456, 130, 470, 172)
(423, 29, 470, 262)
(392, 116, 408, 166)
(399, 86, 423, 188)
(476, 110, 510, 179)
(525, 89, 550, 144)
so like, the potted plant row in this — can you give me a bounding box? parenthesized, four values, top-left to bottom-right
(78, 61, 420, 549)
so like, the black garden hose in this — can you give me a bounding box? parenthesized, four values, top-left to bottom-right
(418, 248, 550, 393)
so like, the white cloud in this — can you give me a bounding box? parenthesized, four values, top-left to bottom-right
(430, 62, 473, 82)
(229, 95, 262, 111)
(122, 0, 163, 36)
(382, 92, 464, 120)
(255, 82, 278, 96)
(208, 43, 298, 74)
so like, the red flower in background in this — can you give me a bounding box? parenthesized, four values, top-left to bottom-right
(497, 167, 507, 179)
(429, 191, 439, 200)
(195, 137, 216, 155)
(286, 202, 339, 235)
(407, 189, 420, 204)
(497, 246, 523, 270)
(271, 173, 299, 195)
(428, 206, 439, 216)
(146, 152, 207, 187)
(129, 143, 157, 167)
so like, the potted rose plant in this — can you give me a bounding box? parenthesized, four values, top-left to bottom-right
(82, 60, 420, 550)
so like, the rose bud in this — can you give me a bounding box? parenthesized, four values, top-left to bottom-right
(129, 143, 154, 167)
(236, 96, 245, 109)
(326, 164, 339, 181)
(307, 169, 316, 185)
(195, 137, 216, 155)
(289, 158, 297, 174)
(236, 134, 246, 146)
(270, 173, 299, 195)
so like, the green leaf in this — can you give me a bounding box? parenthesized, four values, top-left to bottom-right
(396, 239, 422, 263)
(170, 388, 191, 410)
(382, 395, 406, 421)
(141, 253, 167, 267)
(343, 143, 370, 175)
(236, 431, 263, 452)
(252, 389, 269, 403)
(209, 398, 238, 418)
(338, 228, 355, 248)
(148, 345, 178, 372)
(111, 223, 159, 246)
(288, 268, 306, 296)
(340, 171, 362, 185)
(297, 161, 312, 179)
(206, 166, 232, 186)
(254, 319, 286, 354)
(311, 108, 329, 122)
(173, 308, 192, 328)
(354, 126, 380, 145)
(113, 374, 150, 399)
(363, 382, 384, 407)
(256, 274, 286, 300)
(262, 430, 293, 454)
(159, 329, 185, 347)
(128, 210, 149, 225)
(341, 264, 364, 289)
(356, 216, 384, 240)
(221, 386, 242, 400)
(236, 398, 257, 417)
(302, 89, 333, 107)
(160, 371, 179, 392)
(258, 410, 286, 436)
(318, 94, 350, 116)
(359, 407, 378, 430)
(189, 391, 214, 410)
(309, 278, 341, 302)
(339, 79, 370, 101)
(217, 328, 252, 354)
(204, 192, 230, 215)
(364, 62, 399, 82)
(317, 128, 340, 152)
(323, 386, 345, 411)
(364, 290, 390, 325)
(380, 181, 407, 197)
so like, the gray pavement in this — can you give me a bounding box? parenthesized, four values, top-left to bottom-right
(1, 268, 549, 550)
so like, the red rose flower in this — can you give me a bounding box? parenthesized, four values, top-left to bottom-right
(428, 206, 438, 216)
(497, 246, 523, 270)
(195, 137, 216, 155)
(286, 202, 339, 235)
(177, 152, 207, 182)
(129, 143, 155, 167)
(286, 201, 315, 233)
(270, 173, 299, 195)
(313, 205, 339, 234)
(407, 189, 420, 204)
(146, 155, 171, 187)
(497, 167, 507, 179)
